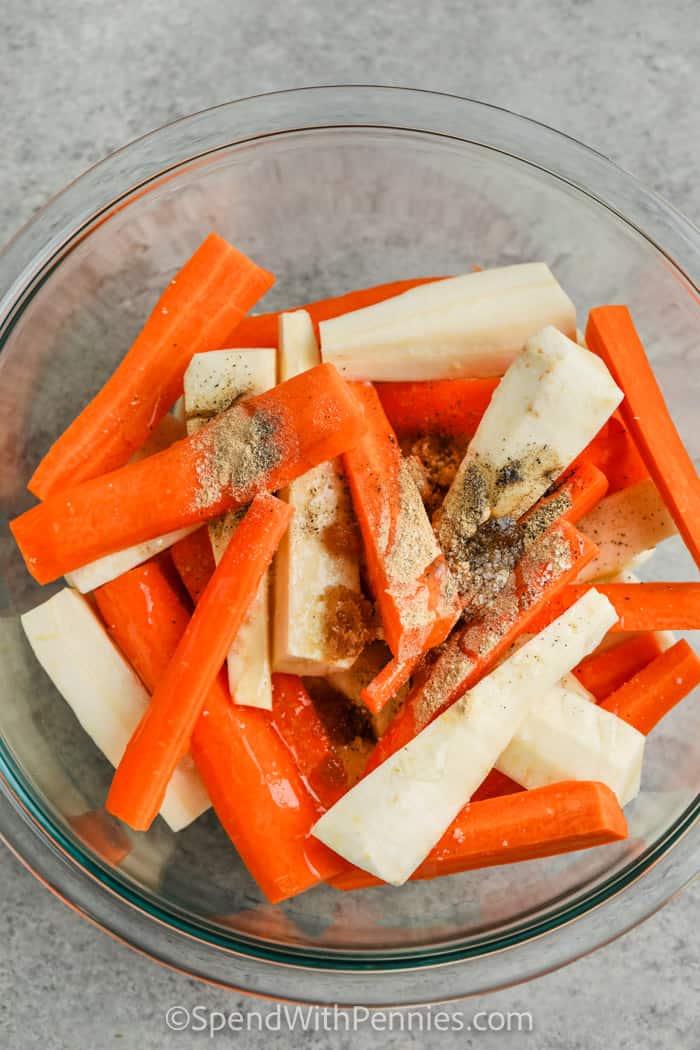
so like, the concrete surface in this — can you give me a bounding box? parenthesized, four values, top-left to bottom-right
(1, 0, 698, 1046)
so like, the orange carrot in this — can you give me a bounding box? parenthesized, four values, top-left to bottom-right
(361, 462, 607, 715)
(225, 276, 444, 347)
(599, 639, 700, 735)
(575, 411, 648, 495)
(167, 554, 351, 809)
(106, 494, 292, 831)
(192, 688, 343, 901)
(368, 520, 598, 767)
(526, 461, 609, 528)
(12, 363, 363, 584)
(271, 674, 349, 808)
(94, 555, 192, 685)
(343, 382, 460, 661)
(573, 632, 664, 701)
(95, 556, 342, 901)
(329, 781, 627, 890)
(374, 378, 499, 439)
(470, 769, 522, 803)
(169, 528, 216, 605)
(360, 651, 422, 715)
(29, 234, 274, 498)
(530, 583, 700, 634)
(586, 306, 700, 567)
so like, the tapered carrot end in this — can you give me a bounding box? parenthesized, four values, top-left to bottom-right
(588, 781, 629, 841)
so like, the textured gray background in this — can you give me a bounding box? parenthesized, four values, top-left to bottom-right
(1, 0, 698, 1047)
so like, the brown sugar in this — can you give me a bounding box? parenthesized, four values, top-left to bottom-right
(321, 584, 375, 662)
(405, 434, 467, 516)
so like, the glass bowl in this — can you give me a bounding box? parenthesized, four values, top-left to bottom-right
(0, 87, 698, 1006)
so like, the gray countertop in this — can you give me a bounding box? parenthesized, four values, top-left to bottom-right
(1, 1, 698, 1046)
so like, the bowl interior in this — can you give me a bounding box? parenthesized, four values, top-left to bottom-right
(1, 122, 698, 962)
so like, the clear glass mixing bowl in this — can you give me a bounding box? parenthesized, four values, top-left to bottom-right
(0, 87, 698, 1005)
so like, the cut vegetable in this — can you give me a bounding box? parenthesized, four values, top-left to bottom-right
(106, 494, 292, 831)
(530, 582, 700, 634)
(271, 674, 349, 808)
(320, 264, 576, 381)
(436, 327, 622, 588)
(326, 641, 408, 738)
(21, 588, 210, 832)
(360, 651, 422, 716)
(132, 412, 187, 460)
(226, 276, 445, 348)
(11, 363, 363, 584)
(65, 412, 195, 593)
(576, 478, 677, 583)
(184, 347, 277, 708)
(312, 589, 616, 885)
(343, 382, 460, 661)
(375, 378, 499, 439)
(65, 525, 199, 594)
(329, 781, 628, 889)
(496, 679, 645, 806)
(586, 306, 700, 569)
(363, 464, 607, 715)
(599, 640, 700, 735)
(573, 633, 665, 700)
(274, 312, 365, 674)
(574, 411, 648, 495)
(370, 519, 599, 767)
(524, 461, 609, 533)
(170, 528, 215, 605)
(29, 234, 275, 498)
(94, 557, 343, 901)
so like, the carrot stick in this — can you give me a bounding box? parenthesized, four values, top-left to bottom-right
(271, 674, 349, 808)
(169, 549, 351, 808)
(530, 583, 700, 634)
(360, 651, 422, 715)
(29, 234, 275, 498)
(374, 378, 499, 439)
(361, 462, 607, 715)
(526, 461, 609, 529)
(573, 632, 664, 701)
(106, 494, 292, 831)
(225, 276, 444, 347)
(368, 520, 598, 767)
(329, 781, 627, 890)
(586, 306, 700, 567)
(574, 411, 648, 495)
(470, 769, 522, 803)
(169, 528, 216, 605)
(599, 639, 700, 735)
(343, 382, 460, 661)
(12, 363, 363, 584)
(191, 684, 343, 901)
(94, 556, 342, 901)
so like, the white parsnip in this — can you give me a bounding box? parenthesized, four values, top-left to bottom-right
(274, 311, 364, 675)
(312, 589, 617, 885)
(577, 478, 677, 583)
(437, 326, 623, 574)
(497, 679, 645, 806)
(21, 589, 210, 832)
(320, 263, 576, 381)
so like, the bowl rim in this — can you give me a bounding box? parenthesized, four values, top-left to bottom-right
(1, 84, 698, 1004)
